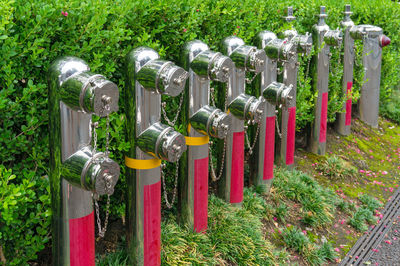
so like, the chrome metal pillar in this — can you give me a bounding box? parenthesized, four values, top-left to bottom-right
(178, 40, 232, 232)
(280, 7, 312, 167)
(309, 6, 342, 155)
(124, 47, 188, 265)
(48, 56, 120, 265)
(335, 5, 355, 135)
(219, 36, 266, 206)
(251, 31, 294, 191)
(350, 25, 390, 128)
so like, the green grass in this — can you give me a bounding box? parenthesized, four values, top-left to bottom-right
(273, 168, 339, 228)
(316, 155, 358, 179)
(348, 194, 382, 232)
(281, 226, 338, 265)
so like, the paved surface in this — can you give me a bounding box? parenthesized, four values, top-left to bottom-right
(340, 188, 400, 265)
(367, 214, 400, 266)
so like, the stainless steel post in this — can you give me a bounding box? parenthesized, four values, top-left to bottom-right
(251, 31, 295, 191)
(48, 57, 120, 265)
(350, 25, 390, 128)
(124, 47, 188, 265)
(280, 7, 313, 167)
(219, 36, 266, 206)
(335, 4, 355, 135)
(179, 40, 232, 232)
(309, 6, 343, 155)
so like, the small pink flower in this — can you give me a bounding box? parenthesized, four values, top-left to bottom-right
(237, 25, 240, 29)
(233, 32, 237, 35)
(355, 256, 359, 259)
(335, 247, 340, 252)
(385, 240, 392, 244)
(61, 11, 68, 17)
(183, 28, 187, 32)
(360, 169, 365, 173)
(273, 217, 277, 221)
(196, 9, 199, 12)
(302, 230, 307, 234)
(382, 171, 388, 175)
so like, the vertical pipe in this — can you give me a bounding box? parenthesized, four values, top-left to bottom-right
(335, 4, 355, 135)
(125, 47, 187, 264)
(48, 57, 119, 265)
(179, 41, 210, 232)
(252, 31, 278, 191)
(354, 25, 389, 128)
(309, 6, 342, 155)
(219, 36, 265, 205)
(179, 41, 232, 231)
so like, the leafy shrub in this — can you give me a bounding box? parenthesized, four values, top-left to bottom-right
(316, 155, 357, 179)
(348, 194, 382, 232)
(273, 168, 338, 227)
(1, 0, 400, 262)
(281, 226, 337, 265)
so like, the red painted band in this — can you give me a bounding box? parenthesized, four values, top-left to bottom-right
(319, 92, 328, 143)
(230, 131, 244, 204)
(286, 107, 296, 165)
(345, 82, 353, 126)
(194, 157, 209, 233)
(264, 116, 275, 180)
(69, 212, 95, 266)
(143, 181, 161, 266)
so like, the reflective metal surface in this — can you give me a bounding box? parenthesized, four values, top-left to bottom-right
(335, 4, 355, 135)
(48, 56, 120, 265)
(178, 40, 233, 229)
(279, 6, 312, 168)
(309, 6, 342, 155)
(125, 47, 188, 265)
(350, 24, 389, 128)
(218, 36, 265, 206)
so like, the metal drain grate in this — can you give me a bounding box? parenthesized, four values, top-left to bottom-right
(340, 187, 400, 265)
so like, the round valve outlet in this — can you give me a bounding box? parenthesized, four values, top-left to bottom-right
(137, 59, 188, 97)
(228, 94, 264, 123)
(324, 29, 343, 47)
(264, 38, 297, 62)
(190, 105, 232, 139)
(60, 72, 119, 117)
(209, 109, 232, 139)
(263, 81, 295, 108)
(92, 156, 120, 195)
(158, 127, 187, 162)
(209, 53, 233, 82)
(137, 123, 187, 162)
(230, 45, 266, 73)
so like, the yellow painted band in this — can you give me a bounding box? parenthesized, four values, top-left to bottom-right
(125, 156, 161, 170)
(185, 135, 210, 146)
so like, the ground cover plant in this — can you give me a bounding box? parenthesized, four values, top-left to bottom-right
(1, 0, 400, 264)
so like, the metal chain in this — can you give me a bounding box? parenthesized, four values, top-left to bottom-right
(160, 161, 179, 209)
(209, 137, 227, 181)
(93, 102, 112, 238)
(245, 120, 261, 155)
(245, 72, 259, 84)
(275, 112, 282, 138)
(94, 194, 110, 238)
(298, 56, 312, 88)
(162, 92, 185, 127)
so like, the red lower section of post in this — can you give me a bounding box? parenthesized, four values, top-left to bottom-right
(143, 181, 161, 266)
(345, 82, 353, 126)
(230, 131, 244, 204)
(194, 157, 209, 233)
(319, 92, 328, 143)
(264, 116, 275, 180)
(69, 212, 95, 266)
(286, 107, 296, 165)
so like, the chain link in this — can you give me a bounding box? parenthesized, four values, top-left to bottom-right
(161, 161, 180, 209)
(275, 112, 282, 138)
(94, 194, 110, 238)
(162, 92, 185, 127)
(92, 102, 112, 238)
(245, 120, 262, 155)
(209, 137, 227, 181)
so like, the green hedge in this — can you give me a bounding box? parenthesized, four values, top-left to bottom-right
(1, 0, 399, 263)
